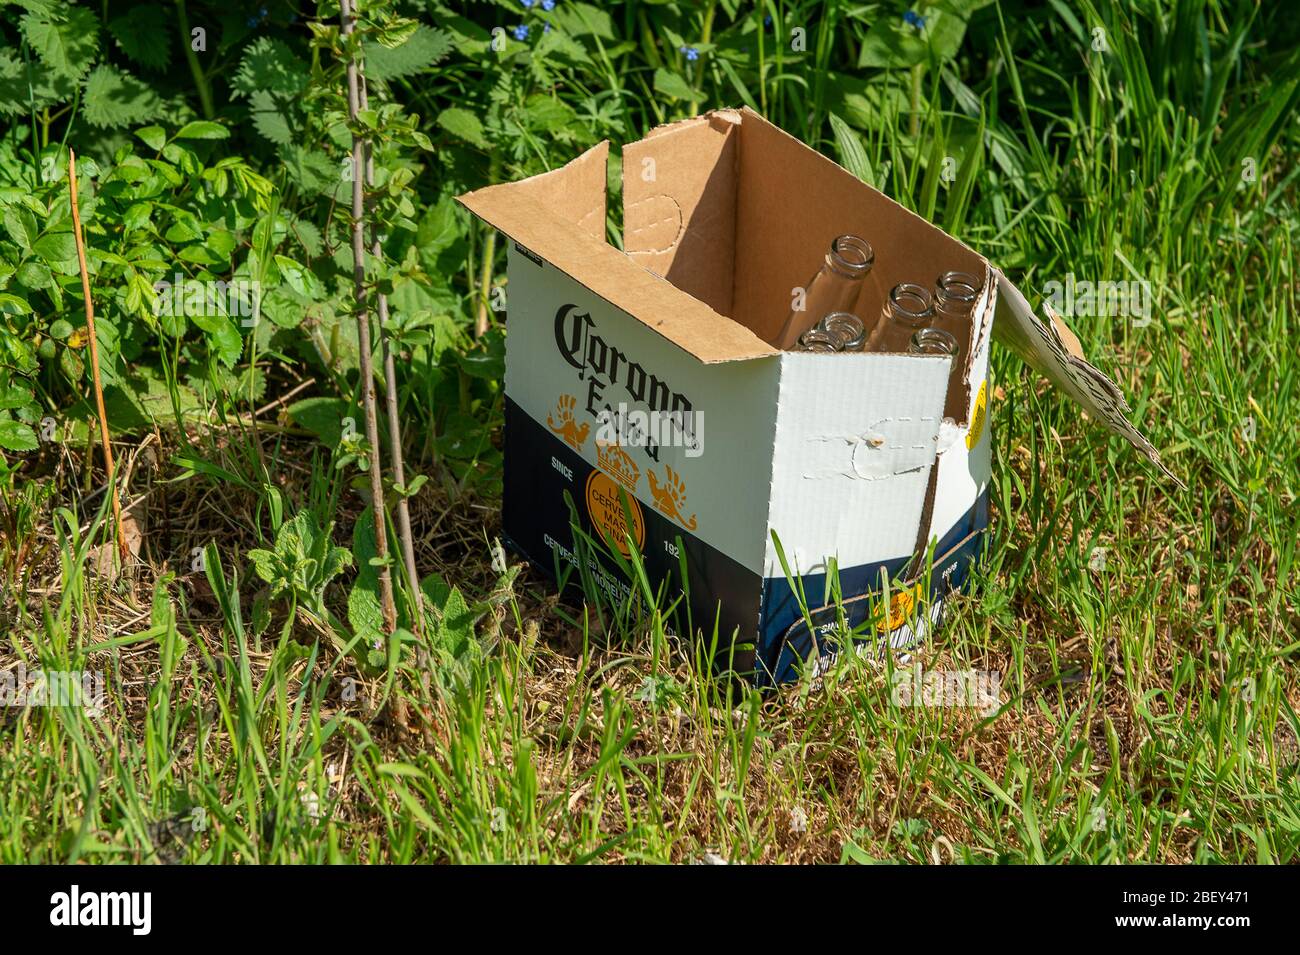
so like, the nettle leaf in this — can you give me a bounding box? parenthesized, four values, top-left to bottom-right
(362, 25, 453, 81)
(108, 7, 171, 72)
(416, 196, 462, 259)
(248, 89, 295, 145)
(0, 45, 75, 115)
(21, 7, 100, 80)
(437, 584, 476, 657)
(348, 508, 383, 636)
(0, 48, 29, 118)
(288, 216, 323, 259)
(83, 65, 162, 129)
(282, 145, 342, 198)
(437, 107, 488, 149)
(233, 37, 308, 98)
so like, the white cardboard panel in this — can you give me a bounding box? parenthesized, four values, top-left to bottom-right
(927, 276, 996, 544)
(763, 350, 951, 576)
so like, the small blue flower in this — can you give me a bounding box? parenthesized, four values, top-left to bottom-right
(542, 0, 556, 10)
(544, 23, 552, 33)
(680, 44, 700, 62)
(765, 15, 773, 27)
(512, 24, 530, 40)
(903, 10, 925, 30)
(520, 0, 535, 8)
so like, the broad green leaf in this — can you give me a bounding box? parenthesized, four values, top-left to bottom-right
(175, 120, 230, 140)
(21, 8, 99, 80)
(437, 107, 489, 149)
(0, 418, 38, 452)
(829, 112, 876, 186)
(232, 37, 307, 98)
(653, 68, 702, 102)
(135, 125, 167, 151)
(4, 207, 39, 250)
(287, 397, 348, 447)
(247, 90, 294, 145)
(33, 231, 77, 265)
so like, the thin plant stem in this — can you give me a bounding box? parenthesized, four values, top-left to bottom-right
(341, 0, 397, 634)
(68, 150, 128, 561)
(358, 70, 424, 631)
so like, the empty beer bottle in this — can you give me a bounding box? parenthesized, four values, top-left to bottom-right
(932, 271, 981, 342)
(797, 328, 839, 353)
(908, 325, 966, 421)
(818, 312, 867, 352)
(774, 235, 874, 350)
(867, 282, 935, 353)
(908, 327, 959, 356)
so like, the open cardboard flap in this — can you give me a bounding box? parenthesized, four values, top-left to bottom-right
(456, 139, 778, 365)
(992, 273, 1183, 488)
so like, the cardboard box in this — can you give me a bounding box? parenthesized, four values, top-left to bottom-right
(459, 108, 1174, 686)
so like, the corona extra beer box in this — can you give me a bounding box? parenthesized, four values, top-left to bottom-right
(458, 108, 1173, 686)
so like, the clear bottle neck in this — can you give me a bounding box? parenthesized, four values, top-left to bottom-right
(934, 271, 981, 316)
(882, 283, 934, 329)
(822, 235, 875, 279)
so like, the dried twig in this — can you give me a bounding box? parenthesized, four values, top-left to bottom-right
(68, 150, 128, 561)
(341, 0, 397, 634)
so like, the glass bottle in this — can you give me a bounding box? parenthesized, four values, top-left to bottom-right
(817, 312, 866, 352)
(867, 282, 934, 353)
(908, 326, 965, 421)
(932, 271, 981, 342)
(773, 235, 875, 350)
(908, 327, 959, 356)
(797, 328, 839, 353)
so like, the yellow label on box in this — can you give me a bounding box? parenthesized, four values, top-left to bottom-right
(585, 470, 645, 556)
(967, 380, 988, 450)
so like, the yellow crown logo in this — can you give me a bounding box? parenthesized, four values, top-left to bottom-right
(595, 441, 640, 492)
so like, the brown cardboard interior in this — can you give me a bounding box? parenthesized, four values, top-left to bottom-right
(623, 110, 740, 316)
(624, 107, 986, 423)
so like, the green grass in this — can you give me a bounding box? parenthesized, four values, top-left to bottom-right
(1, 0, 1298, 863)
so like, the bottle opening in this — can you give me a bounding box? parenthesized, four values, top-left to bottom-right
(936, 270, 981, 304)
(887, 282, 934, 326)
(828, 235, 875, 276)
(909, 327, 960, 356)
(797, 328, 839, 353)
(818, 312, 866, 351)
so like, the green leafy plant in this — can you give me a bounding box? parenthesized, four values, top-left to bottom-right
(247, 510, 352, 616)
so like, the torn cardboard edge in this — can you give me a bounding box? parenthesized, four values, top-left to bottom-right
(456, 107, 1181, 488)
